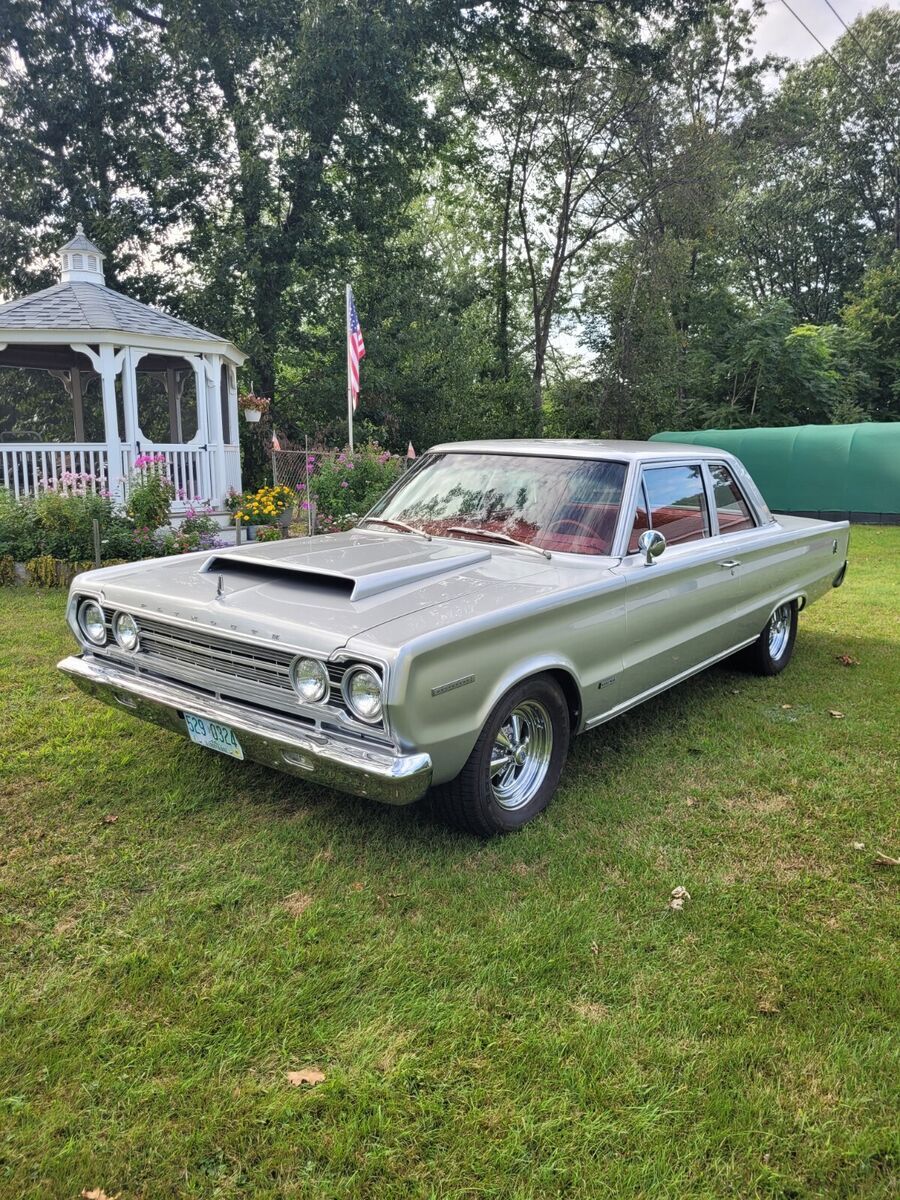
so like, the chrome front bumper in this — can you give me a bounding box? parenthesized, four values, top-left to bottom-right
(58, 654, 433, 806)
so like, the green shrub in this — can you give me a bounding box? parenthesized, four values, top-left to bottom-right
(0, 490, 41, 560)
(125, 455, 175, 529)
(307, 443, 401, 527)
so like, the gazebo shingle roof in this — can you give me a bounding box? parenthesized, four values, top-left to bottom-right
(0, 280, 223, 343)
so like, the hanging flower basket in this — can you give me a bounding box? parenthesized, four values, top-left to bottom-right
(238, 392, 271, 424)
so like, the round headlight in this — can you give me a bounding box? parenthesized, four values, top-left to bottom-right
(78, 600, 107, 645)
(343, 666, 384, 723)
(113, 612, 140, 652)
(290, 657, 329, 704)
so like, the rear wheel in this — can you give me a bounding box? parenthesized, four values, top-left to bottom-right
(433, 675, 570, 836)
(741, 601, 798, 675)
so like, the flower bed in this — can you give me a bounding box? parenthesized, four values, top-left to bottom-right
(297, 442, 402, 532)
(0, 464, 226, 586)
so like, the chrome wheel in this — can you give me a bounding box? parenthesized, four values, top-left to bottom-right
(768, 603, 792, 660)
(489, 700, 553, 811)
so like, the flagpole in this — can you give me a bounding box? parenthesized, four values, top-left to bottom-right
(346, 284, 354, 453)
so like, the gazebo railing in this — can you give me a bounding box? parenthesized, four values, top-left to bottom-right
(0, 443, 109, 500)
(120, 444, 212, 510)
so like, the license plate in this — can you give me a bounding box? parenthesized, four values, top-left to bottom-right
(184, 713, 244, 760)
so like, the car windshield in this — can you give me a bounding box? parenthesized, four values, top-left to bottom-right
(366, 452, 628, 556)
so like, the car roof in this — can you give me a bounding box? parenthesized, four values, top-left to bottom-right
(426, 438, 733, 462)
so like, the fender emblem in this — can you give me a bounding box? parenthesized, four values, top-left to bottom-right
(432, 674, 475, 697)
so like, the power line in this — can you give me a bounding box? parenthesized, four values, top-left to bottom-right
(776, 0, 895, 130)
(818, 0, 885, 79)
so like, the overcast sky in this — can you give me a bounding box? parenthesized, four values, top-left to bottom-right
(750, 0, 899, 60)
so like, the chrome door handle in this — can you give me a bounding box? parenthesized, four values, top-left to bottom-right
(718, 559, 741, 569)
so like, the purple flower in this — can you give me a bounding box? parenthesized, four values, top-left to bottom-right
(340, 480, 349, 488)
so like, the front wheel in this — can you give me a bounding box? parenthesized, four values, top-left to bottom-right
(740, 601, 798, 675)
(433, 675, 570, 836)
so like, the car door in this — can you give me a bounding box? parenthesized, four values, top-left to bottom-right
(615, 461, 746, 702)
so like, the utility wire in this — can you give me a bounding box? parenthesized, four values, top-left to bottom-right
(776, 0, 895, 129)
(818, 0, 887, 79)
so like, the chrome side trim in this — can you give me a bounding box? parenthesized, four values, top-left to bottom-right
(583, 636, 758, 730)
(58, 655, 431, 806)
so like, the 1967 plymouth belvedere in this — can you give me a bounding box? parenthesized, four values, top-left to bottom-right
(60, 440, 850, 834)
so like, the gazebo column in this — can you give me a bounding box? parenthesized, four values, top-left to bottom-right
(72, 342, 126, 495)
(204, 355, 227, 508)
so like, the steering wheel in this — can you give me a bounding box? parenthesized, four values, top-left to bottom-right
(546, 517, 600, 543)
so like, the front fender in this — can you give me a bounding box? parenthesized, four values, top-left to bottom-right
(383, 590, 626, 785)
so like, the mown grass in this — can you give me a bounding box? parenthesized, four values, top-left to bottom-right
(0, 526, 897, 1199)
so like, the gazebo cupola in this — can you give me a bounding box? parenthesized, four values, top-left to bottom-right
(58, 224, 106, 285)
(0, 226, 247, 509)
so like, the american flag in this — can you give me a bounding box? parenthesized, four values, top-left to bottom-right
(347, 288, 366, 410)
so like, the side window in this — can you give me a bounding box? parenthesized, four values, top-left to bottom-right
(710, 464, 755, 534)
(630, 464, 710, 548)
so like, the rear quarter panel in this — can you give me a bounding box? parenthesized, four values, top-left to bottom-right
(735, 516, 850, 641)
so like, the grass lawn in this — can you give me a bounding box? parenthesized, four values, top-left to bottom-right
(0, 526, 897, 1199)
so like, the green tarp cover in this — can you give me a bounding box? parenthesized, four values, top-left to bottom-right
(650, 423, 900, 516)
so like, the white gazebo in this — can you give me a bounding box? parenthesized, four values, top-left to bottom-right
(0, 226, 246, 509)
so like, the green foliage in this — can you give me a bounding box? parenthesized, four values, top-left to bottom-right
(24, 554, 59, 587)
(0, 488, 40, 561)
(307, 444, 402, 524)
(1, 1, 898, 454)
(125, 465, 175, 531)
(843, 252, 900, 419)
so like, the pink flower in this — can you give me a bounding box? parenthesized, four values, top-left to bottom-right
(340, 481, 349, 488)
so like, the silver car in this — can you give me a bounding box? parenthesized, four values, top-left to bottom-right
(60, 440, 850, 834)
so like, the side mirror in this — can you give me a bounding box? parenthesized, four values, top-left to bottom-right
(638, 529, 666, 566)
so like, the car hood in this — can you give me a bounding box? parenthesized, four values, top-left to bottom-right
(80, 530, 573, 656)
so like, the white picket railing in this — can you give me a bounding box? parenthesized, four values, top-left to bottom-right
(1, 441, 232, 510)
(120, 444, 212, 510)
(0, 443, 109, 499)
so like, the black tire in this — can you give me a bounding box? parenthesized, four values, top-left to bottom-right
(740, 600, 798, 676)
(432, 674, 570, 836)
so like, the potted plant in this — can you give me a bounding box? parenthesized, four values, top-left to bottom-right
(232, 485, 294, 540)
(238, 392, 271, 424)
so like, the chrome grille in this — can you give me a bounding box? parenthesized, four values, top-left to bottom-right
(137, 617, 295, 693)
(100, 613, 382, 728)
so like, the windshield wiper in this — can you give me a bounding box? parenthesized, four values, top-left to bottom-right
(358, 517, 432, 542)
(446, 526, 551, 559)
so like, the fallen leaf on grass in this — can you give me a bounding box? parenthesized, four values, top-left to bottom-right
(349, 881, 365, 893)
(81, 1189, 121, 1200)
(668, 885, 691, 912)
(828, 710, 844, 719)
(286, 1068, 325, 1087)
(280, 892, 312, 918)
(101, 814, 118, 824)
(851, 841, 865, 851)
(780, 704, 793, 710)
(835, 654, 859, 667)
(872, 852, 899, 869)
(756, 998, 780, 1015)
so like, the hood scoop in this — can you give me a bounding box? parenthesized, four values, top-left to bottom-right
(201, 544, 491, 601)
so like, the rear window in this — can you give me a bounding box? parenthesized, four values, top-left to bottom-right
(710, 464, 755, 533)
